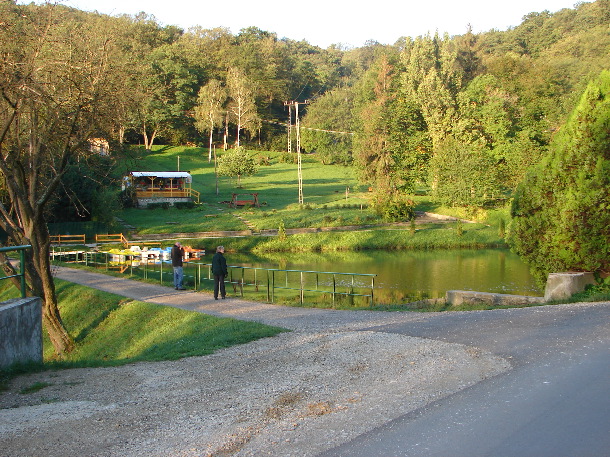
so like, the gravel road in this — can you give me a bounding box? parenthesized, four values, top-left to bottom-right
(1, 268, 513, 457)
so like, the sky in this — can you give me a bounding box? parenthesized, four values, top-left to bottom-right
(47, 0, 579, 48)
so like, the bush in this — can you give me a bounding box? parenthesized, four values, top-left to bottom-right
(147, 202, 170, 210)
(257, 155, 271, 166)
(277, 220, 287, 241)
(373, 194, 415, 222)
(174, 202, 196, 210)
(278, 151, 297, 164)
(119, 188, 137, 209)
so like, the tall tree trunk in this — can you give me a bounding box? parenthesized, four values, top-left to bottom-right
(118, 125, 125, 144)
(223, 114, 229, 150)
(27, 217, 74, 354)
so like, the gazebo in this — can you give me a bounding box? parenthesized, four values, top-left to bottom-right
(124, 171, 200, 206)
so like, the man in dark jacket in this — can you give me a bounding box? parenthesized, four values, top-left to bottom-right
(212, 245, 228, 299)
(171, 242, 185, 290)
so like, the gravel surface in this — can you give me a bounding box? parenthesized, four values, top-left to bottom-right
(0, 269, 511, 457)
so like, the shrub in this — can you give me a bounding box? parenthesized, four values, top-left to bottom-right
(278, 151, 297, 164)
(174, 202, 196, 210)
(119, 188, 137, 208)
(277, 220, 287, 241)
(373, 194, 415, 222)
(498, 218, 506, 238)
(455, 220, 464, 237)
(147, 202, 170, 210)
(257, 155, 271, 166)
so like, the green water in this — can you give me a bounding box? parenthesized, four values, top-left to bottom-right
(228, 248, 542, 301)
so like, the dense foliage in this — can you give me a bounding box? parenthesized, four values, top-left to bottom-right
(509, 70, 610, 283)
(216, 146, 259, 186)
(2, 0, 610, 306)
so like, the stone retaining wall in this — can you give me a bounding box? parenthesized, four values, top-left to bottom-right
(447, 271, 597, 307)
(446, 290, 545, 307)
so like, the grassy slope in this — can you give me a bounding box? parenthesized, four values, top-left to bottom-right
(118, 146, 510, 250)
(0, 280, 286, 374)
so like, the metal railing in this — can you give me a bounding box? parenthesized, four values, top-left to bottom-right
(0, 245, 31, 298)
(227, 265, 376, 306)
(50, 250, 377, 306)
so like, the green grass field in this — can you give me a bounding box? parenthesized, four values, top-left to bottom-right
(119, 146, 387, 233)
(0, 279, 286, 383)
(117, 145, 512, 243)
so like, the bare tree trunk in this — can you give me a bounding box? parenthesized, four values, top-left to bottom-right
(118, 125, 125, 144)
(208, 127, 213, 162)
(142, 122, 157, 151)
(223, 113, 229, 150)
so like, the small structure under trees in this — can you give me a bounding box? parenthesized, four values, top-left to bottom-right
(124, 172, 200, 207)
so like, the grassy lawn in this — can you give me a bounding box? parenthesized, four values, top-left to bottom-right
(0, 279, 286, 383)
(111, 145, 509, 252)
(118, 145, 386, 233)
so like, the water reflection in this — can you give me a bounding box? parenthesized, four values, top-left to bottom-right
(229, 249, 542, 299)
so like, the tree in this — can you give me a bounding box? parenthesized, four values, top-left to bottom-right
(509, 71, 610, 283)
(353, 54, 396, 186)
(194, 79, 226, 161)
(138, 41, 205, 149)
(402, 33, 463, 150)
(0, 2, 118, 354)
(226, 67, 260, 147)
(301, 86, 354, 165)
(216, 146, 258, 187)
(353, 53, 431, 197)
(429, 137, 499, 206)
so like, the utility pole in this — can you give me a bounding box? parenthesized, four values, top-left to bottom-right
(214, 145, 218, 196)
(287, 103, 292, 154)
(285, 100, 308, 205)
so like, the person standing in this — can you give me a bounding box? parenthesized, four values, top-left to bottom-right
(171, 242, 185, 290)
(212, 245, 228, 300)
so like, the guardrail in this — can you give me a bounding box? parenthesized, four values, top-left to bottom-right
(219, 265, 376, 306)
(0, 245, 31, 298)
(50, 234, 86, 245)
(50, 250, 377, 306)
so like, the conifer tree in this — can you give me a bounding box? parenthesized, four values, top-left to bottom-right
(509, 70, 610, 283)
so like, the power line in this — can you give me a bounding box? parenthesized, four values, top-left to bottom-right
(262, 119, 354, 135)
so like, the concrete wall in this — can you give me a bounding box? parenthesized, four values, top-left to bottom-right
(446, 290, 545, 307)
(447, 272, 597, 307)
(137, 197, 191, 207)
(0, 297, 43, 369)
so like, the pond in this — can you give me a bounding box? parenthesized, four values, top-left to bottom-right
(227, 248, 543, 303)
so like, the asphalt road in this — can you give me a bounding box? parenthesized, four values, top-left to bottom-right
(320, 303, 610, 457)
